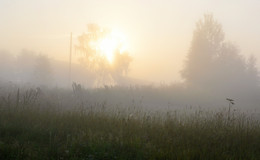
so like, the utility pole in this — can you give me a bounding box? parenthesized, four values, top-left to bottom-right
(69, 32, 72, 85)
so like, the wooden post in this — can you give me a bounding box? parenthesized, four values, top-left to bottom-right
(69, 32, 72, 85)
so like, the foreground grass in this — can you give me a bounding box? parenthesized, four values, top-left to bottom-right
(0, 104, 260, 160)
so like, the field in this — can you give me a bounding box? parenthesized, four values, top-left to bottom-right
(0, 85, 260, 160)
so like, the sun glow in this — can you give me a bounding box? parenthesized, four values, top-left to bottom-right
(97, 30, 128, 63)
(99, 37, 118, 63)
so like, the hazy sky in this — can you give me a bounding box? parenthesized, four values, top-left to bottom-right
(1, 0, 260, 83)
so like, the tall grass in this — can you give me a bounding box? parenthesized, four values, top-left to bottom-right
(0, 87, 260, 159)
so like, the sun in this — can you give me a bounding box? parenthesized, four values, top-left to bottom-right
(97, 29, 128, 63)
(99, 37, 117, 63)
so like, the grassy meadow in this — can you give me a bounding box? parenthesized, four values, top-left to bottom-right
(0, 85, 260, 160)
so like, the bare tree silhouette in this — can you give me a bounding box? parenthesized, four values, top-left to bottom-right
(75, 24, 132, 86)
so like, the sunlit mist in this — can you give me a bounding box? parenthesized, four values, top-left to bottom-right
(1, 1, 260, 159)
(93, 29, 128, 63)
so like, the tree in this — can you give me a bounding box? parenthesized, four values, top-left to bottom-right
(181, 14, 259, 95)
(246, 55, 259, 88)
(75, 24, 132, 86)
(16, 50, 37, 83)
(110, 50, 132, 84)
(33, 55, 53, 86)
(0, 50, 15, 82)
(181, 14, 225, 87)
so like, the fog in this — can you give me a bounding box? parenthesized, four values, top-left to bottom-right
(0, 14, 259, 112)
(1, 1, 260, 158)
(1, 1, 260, 82)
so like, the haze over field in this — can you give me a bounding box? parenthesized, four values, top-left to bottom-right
(0, 0, 260, 110)
(1, 1, 260, 159)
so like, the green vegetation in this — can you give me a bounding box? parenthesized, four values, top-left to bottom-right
(0, 89, 259, 160)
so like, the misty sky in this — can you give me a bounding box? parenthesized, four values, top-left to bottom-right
(0, 0, 260, 83)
